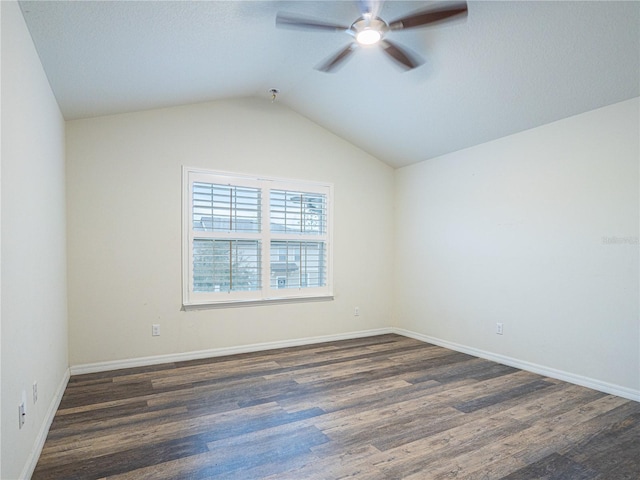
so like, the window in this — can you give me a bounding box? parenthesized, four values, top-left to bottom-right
(183, 168, 332, 307)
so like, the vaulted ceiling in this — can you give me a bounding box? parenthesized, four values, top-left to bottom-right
(19, 1, 640, 168)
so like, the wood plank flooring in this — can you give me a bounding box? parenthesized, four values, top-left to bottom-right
(32, 334, 640, 479)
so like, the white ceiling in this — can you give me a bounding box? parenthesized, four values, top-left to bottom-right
(18, 1, 640, 168)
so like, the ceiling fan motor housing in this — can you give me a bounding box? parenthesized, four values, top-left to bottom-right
(351, 15, 389, 45)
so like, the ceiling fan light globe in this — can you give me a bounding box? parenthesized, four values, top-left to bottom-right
(356, 29, 382, 45)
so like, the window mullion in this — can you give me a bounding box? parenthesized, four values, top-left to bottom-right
(299, 194, 303, 233)
(228, 239, 233, 291)
(299, 242, 304, 287)
(229, 188, 233, 231)
(261, 183, 271, 296)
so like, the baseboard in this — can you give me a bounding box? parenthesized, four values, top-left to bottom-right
(67, 325, 640, 399)
(70, 328, 394, 375)
(393, 327, 640, 403)
(20, 367, 70, 480)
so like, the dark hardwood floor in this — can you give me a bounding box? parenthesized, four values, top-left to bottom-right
(32, 334, 640, 479)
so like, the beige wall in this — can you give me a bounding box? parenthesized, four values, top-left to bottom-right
(1, 2, 69, 478)
(394, 98, 640, 394)
(66, 98, 395, 366)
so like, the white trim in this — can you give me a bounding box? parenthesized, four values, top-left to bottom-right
(182, 294, 334, 311)
(70, 328, 393, 375)
(392, 327, 640, 403)
(20, 368, 70, 480)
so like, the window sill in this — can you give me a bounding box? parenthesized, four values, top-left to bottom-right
(182, 295, 334, 311)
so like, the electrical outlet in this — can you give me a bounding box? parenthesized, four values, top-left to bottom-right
(33, 382, 38, 404)
(496, 322, 504, 335)
(152, 324, 160, 336)
(18, 402, 25, 429)
(354, 307, 360, 316)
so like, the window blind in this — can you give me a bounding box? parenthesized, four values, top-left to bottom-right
(270, 190, 326, 235)
(270, 241, 326, 289)
(193, 182, 261, 233)
(193, 239, 261, 292)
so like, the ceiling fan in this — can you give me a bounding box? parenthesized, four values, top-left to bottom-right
(275, 1, 468, 72)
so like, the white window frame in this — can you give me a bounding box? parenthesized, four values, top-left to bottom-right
(182, 167, 333, 308)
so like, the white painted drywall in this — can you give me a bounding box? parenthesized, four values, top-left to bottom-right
(394, 98, 640, 393)
(1, 2, 69, 478)
(66, 98, 395, 366)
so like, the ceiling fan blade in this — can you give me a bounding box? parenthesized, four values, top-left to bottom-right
(380, 40, 422, 70)
(389, 2, 467, 30)
(276, 13, 349, 32)
(316, 43, 357, 72)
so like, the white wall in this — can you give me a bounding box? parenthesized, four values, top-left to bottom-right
(66, 98, 395, 367)
(395, 98, 640, 396)
(1, 2, 69, 479)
